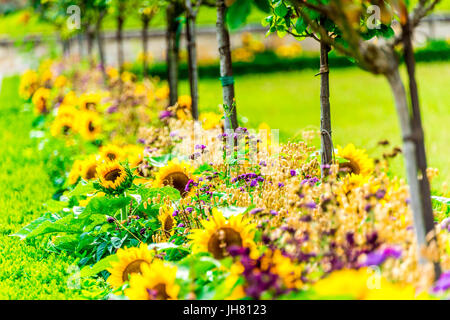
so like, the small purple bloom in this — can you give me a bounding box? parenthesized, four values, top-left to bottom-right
(250, 179, 258, 187)
(159, 110, 172, 120)
(249, 208, 264, 215)
(305, 202, 316, 209)
(185, 207, 193, 214)
(375, 189, 386, 199)
(278, 182, 284, 188)
(140, 228, 146, 235)
(432, 271, 450, 293)
(107, 216, 115, 223)
(172, 210, 179, 217)
(270, 210, 278, 216)
(106, 105, 118, 114)
(290, 170, 297, 177)
(137, 138, 146, 144)
(177, 223, 185, 228)
(259, 161, 267, 167)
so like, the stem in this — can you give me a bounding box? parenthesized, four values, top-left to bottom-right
(96, 11, 107, 82)
(166, 4, 181, 106)
(216, 0, 238, 130)
(186, 0, 199, 121)
(142, 16, 150, 78)
(319, 37, 333, 176)
(386, 68, 440, 279)
(117, 12, 124, 73)
(402, 19, 441, 279)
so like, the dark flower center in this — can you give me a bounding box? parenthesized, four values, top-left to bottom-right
(339, 159, 360, 175)
(207, 227, 243, 260)
(162, 172, 190, 196)
(105, 168, 122, 182)
(147, 283, 170, 300)
(86, 165, 97, 180)
(122, 259, 148, 282)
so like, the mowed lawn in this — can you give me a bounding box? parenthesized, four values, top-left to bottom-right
(180, 62, 450, 188)
(0, 77, 83, 299)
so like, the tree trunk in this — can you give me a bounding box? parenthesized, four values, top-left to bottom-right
(77, 32, 84, 59)
(186, 1, 199, 121)
(216, 0, 238, 130)
(319, 39, 332, 176)
(386, 68, 440, 280)
(86, 24, 95, 62)
(117, 13, 124, 72)
(142, 16, 150, 78)
(166, 4, 180, 106)
(96, 11, 107, 81)
(402, 19, 441, 279)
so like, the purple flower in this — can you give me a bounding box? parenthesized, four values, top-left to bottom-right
(249, 208, 264, 215)
(440, 217, 450, 232)
(300, 215, 312, 222)
(259, 161, 267, 167)
(185, 207, 193, 214)
(195, 144, 206, 150)
(159, 110, 172, 120)
(177, 223, 185, 228)
(305, 202, 316, 209)
(270, 210, 278, 216)
(250, 179, 258, 187)
(107, 216, 115, 223)
(106, 105, 118, 114)
(360, 246, 402, 267)
(278, 182, 284, 188)
(139, 228, 146, 235)
(432, 271, 450, 293)
(375, 189, 386, 199)
(364, 204, 372, 212)
(137, 138, 146, 144)
(172, 210, 179, 217)
(290, 170, 297, 177)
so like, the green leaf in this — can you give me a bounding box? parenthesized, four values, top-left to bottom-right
(136, 186, 181, 202)
(111, 237, 124, 249)
(148, 242, 190, 253)
(11, 211, 69, 240)
(80, 254, 119, 278)
(273, 1, 288, 17)
(253, 0, 271, 13)
(79, 196, 133, 219)
(295, 17, 307, 34)
(227, 0, 252, 30)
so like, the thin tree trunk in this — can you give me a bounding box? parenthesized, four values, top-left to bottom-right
(77, 32, 84, 59)
(86, 24, 95, 64)
(216, 0, 238, 130)
(96, 11, 107, 81)
(386, 68, 440, 280)
(186, 1, 199, 121)
(319, 39, 332, 176)
(166, 4, 180, 106)
(117, 12, 124, 72)
(402, 19, 441, 279)
(142, 16, 150, 78)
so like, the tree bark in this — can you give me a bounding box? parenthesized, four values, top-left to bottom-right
(386, 67, 440, 279)
(166, 3, 181, 106)
(77, 32, 84, 59)
(117, 12, 124, 72)
(142, 16, 150, 78)
(96, 11, 107, 81)
(216, 0, 238, 130)
(401, 19, 441, 279)
(319, 39, 333, 176)
(86, 23, 95, 62)
(186, 0, 199, 121)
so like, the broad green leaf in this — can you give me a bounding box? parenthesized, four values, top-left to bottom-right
(68, 180, 95, 197)
(227, 0, 252, 30)
(80, 254, 119, 278)
(79, 196, 133, 219)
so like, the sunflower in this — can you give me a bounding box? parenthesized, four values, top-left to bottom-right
(337, 144, 374, 176)
(80, 155, 99, 180)
(153, 159, 194, 197)
(106, 66, 119, 80)
(122, 145, 145, 167)
(199, 112, 222, 130)
(79, 92, 101, 111)
(155, 85, 169, 101)
(56, 104, 78, 120)
(125, 259, 179, 300)
(96, 161, 133, 194)
(77, 110, 102, 141)
(32, 87, 51, 114)
(62, 91, 78, 106)
(50, 116, 76, 137)
(341, 173, 370, 194)
(54, 75, 68, 88)
(19, 70, 39, 100)
(189, 208, 257, 260)
(68, 159, 84, 185)
(157, 205, 175, 239)
(99, 144, 124, 162)
(107, 243, 154, 288)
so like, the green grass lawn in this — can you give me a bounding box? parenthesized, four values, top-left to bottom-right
(179, 61, 450, 189)
(0, 76, 83, 299)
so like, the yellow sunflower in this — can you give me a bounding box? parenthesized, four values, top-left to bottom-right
(99, 144, 124, 162)
(80, 155, 99, 180)
(62, 91, 78, 106)
(79, 92, 101, 111)
(96, 161, 130, 191)
(157, 205, 175, 239)
(107, 243, 154, 288)
(337, 144, 374, 176)
(125, 259, 180, 300)
(54, 75, 68, 88)
(106, 66, 119, 80)
(199, 112, 222, 130)
(19, 70, 39, 100)
(189, 208, 257, 260)
(177, 95, 192, 109)
(153, 159, 194, 197)
(56, 104, 78, 120)
(155, 85, 169, 101)
(32, 87, 51, 114)
(77, 110, 102, 141)
(50, 116, 76, 137)
(68, 159, 83, 185)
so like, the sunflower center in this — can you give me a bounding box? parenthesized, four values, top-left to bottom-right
(88, 121, 95, 132)
(164, 216, 174, 233)
(122, 259, 148, 282)
(86, 102, 96, 110)
(106, 152, 117, 160)
(86, 165, 97, 180)
(207, 227, 243, 260)
(147, 283, 170, 300)
(339, 159, 360, 175)
(63, 125, 71, 135)
(105, 168, 122, 182)
(162, 172, 190, 196)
